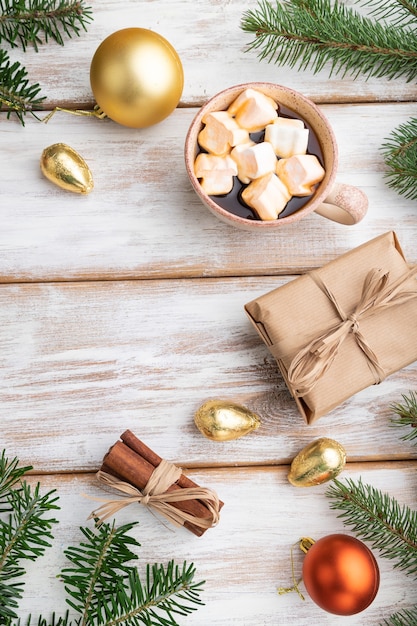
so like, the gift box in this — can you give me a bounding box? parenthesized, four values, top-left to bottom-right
(244, 232, 417, 423)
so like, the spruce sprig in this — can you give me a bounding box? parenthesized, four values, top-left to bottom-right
(360, 0, 417, 29)
(60, 521, 204, 626)
(241, 0, 417, 200)
(390, 390, 417, 442)
(0, 0, 93, 51)
(381, 607, 417, 626)
(381, 119, 417, 200)
(0, 48, 45, 122)
(241, 0, 417, 81)
(326, 477, 417, 578)
(0, 0, 92, 123)
(0, 452, 60, 622)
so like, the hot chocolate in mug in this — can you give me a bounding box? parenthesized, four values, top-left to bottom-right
(184, 82, 368, 231)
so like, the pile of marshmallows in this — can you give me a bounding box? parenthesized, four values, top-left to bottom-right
(194, 88, 325, 221)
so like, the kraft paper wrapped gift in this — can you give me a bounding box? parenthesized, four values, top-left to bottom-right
(244, 232, 417, 423)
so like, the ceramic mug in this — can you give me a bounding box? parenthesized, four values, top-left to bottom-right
(184, 82, 368, 231)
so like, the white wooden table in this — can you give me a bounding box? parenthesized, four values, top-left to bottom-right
(2, 1, 417, 624)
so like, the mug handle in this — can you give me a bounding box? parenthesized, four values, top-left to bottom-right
(314, 182, 368, 225)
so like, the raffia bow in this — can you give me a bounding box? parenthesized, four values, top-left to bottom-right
(87, 459, 220, 530)
(287, 265, 417, 397)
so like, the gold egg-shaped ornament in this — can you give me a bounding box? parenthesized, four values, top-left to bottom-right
(194, 399, 261, 441)
(288, 438, 346, 487)
(40, 143, 94, 194)
(90, 28, 184, 128)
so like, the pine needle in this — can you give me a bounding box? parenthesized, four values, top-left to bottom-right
(381, 120, 417, 200)
(390, 390, 417, 442)
(0, 0, 93, 51)
(326, 478, 417, 578)
(241, 0, 417, 81)
(0, 48, 45, 123)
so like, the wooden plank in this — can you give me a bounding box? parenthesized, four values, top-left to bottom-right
(2, 278, 416, 472)
(6, 0, 416, 108)
(1, 103, 416, 282)
(13, 462, 417, 625)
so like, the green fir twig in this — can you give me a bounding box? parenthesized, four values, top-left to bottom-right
(240, 0, 417, 199)
(241, 0, 417, 81)
(390, 390, 417, 442)
(360, 0, 417, 29)
(0, 0, 93, 51)
(326, 477, 417, 577)
(0, 0, 93, 123)
(381, 607, 417, 626)
(0, 452, 60, 622)
(381, 119, 417, 199)
(60, 521, 204, 626)
(0, 48, 44, 122)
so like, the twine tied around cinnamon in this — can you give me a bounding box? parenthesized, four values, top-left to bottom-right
(87, 459, 221, 530)
(286, 265, 417, 397)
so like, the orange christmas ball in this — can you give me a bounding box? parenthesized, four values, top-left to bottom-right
(302, 534, 380, 615)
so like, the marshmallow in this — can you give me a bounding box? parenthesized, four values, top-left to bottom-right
(231, 141, 277, 184)
(276, 154, 325, 196)
(241, 172, 291, 221)
(227, 88, 278, 132)
(198, 111, 250, 156)
(194, 152, 238, 195)
(265, 117, 309, 158)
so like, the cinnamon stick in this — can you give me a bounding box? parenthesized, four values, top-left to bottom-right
(101, 438, 219, 536)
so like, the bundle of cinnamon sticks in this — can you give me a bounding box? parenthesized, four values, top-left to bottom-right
(98, 430, 223, 536)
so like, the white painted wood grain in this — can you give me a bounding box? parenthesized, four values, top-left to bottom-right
(5, 0, 416, 109)
(2, 1, 417, 624)
(13, 462, 417, 626)
(1, 103, 416, 282)
(1, 278, 416, 472)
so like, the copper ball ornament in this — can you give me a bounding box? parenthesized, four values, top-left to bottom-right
(302, 534, 380, 615)
(90, 28, 184, 128)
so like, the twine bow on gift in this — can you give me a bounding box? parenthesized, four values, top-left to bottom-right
(86, 459, 221, 530)
(286, 265, 417, 397)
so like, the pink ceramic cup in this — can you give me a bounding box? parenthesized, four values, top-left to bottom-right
(184, 82, 368, 231)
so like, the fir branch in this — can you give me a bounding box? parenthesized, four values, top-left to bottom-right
(60, 521, 204, 626)
(61, 521, 140, 622)
(326, 478, 417, 578)
(0, 450, 33, 503)
(0, 48, 45, 123)
(381, 119, 417, 200)
(390, 390, 417, 442)
(95, 561, 204, 626)
(359, 0, 417, 29)
(0, 453, 60, 622)
(381, 606, 417, 626)
(241, 0, 417, 81)
(0, 0, 93, 51)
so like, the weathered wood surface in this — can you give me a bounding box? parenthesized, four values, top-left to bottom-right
(1, 103, 416, 282)
(2, 277, 417, 472)
(17, 464, 417, 625)
(2, 0, 417, 624)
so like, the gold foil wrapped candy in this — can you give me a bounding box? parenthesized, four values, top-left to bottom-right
(288, 437, 346, 487)
(194, 399, 261, 441)
(40, 143, 94, 194)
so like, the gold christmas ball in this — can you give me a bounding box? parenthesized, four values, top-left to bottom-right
(288, 438, 346, 487)
(90, 28, 184, 128)
(40, 143, 94, 194)
(194, 399, 261, 441)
